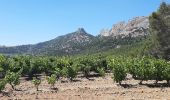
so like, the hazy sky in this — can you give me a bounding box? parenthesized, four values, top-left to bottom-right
(0, 0, 169, 46)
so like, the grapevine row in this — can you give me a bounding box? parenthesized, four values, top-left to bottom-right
(0, 54, 170, 92)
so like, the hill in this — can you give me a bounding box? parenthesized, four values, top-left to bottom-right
(0, 17, 150, 56)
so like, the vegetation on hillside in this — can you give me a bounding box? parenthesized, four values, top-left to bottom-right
(0, 2, 170, 95)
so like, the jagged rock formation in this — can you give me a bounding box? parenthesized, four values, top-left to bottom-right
(0, 16, 150, 56)
(100, 16, 149, 38)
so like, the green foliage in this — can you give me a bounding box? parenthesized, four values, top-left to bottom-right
(0, 55, 7, 77)
(134, 57, 155, 81)
(67, 66, 77, 81)
(54, 67, 61, 79)
(61, 67, 68, 78)
(32, 77, 41, 91)
(0, 79, 6, 92)
(46, 74, 57, 89)
(78, 57, 94, 78)
(49, 57, 78, 81)
(108, 58, 127, 85)
(149, 2, 170, 59)
(81, 64, 91, 78)
(96, 67, 105, 77)
(30, 57, 45, 75)
(108, 56, 170, 85)
(5, 71, 21, 90)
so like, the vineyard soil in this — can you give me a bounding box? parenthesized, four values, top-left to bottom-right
(0, 73, 170, 100)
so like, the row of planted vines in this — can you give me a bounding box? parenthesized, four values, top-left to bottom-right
(0, 54, 170, 92)
(108, 56, 170, 85)
(0, 54, 108, 92)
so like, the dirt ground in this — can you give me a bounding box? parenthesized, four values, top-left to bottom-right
(1, 73, 170, 100)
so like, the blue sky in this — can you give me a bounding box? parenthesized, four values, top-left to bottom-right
(0, 0, 169, 46)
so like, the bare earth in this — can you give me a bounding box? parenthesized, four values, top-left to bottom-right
(1, 73, 170, 100)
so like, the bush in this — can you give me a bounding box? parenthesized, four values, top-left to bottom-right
(32, 77, 41, 91)
(61, 67, 68, 78)
(67, 66, 77, 81)
(112, 65, 126, 85)
(46, 74, 57, 89)
(108, 58, 127, 85)
(5, 71, 21, 90)
(0, 79, 6, 92)
(81, 64, 91, 78)
(54, 67, 61, 79)
(96, 67, 105, 77)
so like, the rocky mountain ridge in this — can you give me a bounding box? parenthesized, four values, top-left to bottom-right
(100, 16, 149, 38)
(0, 16, 150, 56)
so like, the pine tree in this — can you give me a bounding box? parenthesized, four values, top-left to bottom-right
(149, 2, 170, 59)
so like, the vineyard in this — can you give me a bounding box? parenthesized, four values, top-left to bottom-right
(0, 0, 169, 99)
(0, 54, 170, 96)
(108, 56, 170, 85)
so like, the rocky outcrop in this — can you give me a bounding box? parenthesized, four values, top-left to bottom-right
(100, 16, 149, 38)
(66, 28, 94, 43)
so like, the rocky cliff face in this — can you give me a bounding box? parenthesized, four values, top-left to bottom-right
(100, 16, 149, 38)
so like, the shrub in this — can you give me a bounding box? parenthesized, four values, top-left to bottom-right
(5, 71, 21, 90)
(46, 74, 57, 89)
(109, 58, 127, 85)
(96, 67, 105, 77)
(0, 79, 6, 92)
(61, 67, 68, 78)
(81, 64, 91, 78)
(67, 66, 77, 81)
(32, 77, 41, 91)
(54, 67, 61, 79)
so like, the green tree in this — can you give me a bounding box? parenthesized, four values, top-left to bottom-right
(149, 2, 170, 59)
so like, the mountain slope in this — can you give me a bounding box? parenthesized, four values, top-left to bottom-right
(0, 16, 150, 56)
(32, 28, 95, 55)
(0, 28, 95, 55)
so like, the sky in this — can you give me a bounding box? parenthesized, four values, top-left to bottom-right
(0, 0, 169, 46)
